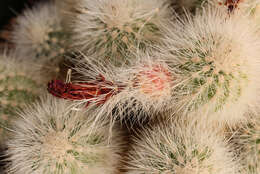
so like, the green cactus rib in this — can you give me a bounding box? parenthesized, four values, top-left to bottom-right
(147, 142, 212, 173)
(91, 16, 160, 65)
(245, 128, 260, 173)
(0, 73, 41, 143)
(171, 39, 247, 113)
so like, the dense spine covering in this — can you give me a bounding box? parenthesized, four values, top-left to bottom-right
(234, 115, 260, 174)
(0, 53, 43, 144)
(4, 0, 260, 173)
(125, 121, 240, 174)
(49, 5, 260, 126)
(12, 1, 68, 62)
(155, 6, 260, 126)
(71, 0, 171, 66)
(6, 96, 122, 174)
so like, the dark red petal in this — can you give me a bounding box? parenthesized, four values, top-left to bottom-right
(47, 76, 125, 107)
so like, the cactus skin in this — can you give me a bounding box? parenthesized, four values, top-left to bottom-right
(6, 96, 122, 174)
(125, 121, 240, 174)
(0, 54, 43, 145)
(72, 0, 171, 66)
(12, 1, 68, 63)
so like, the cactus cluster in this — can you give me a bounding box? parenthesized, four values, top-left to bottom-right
(2, 0, 260, 174)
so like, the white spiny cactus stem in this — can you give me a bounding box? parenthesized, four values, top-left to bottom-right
(125, 121, 240, 174)
(72, 0, 171, 66)
(156, 6, 260, 126)
(12, 1, 68, 62)
(6, 96, 122, 174)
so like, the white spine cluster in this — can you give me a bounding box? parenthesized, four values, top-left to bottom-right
(6, 96, 122, 174)
(71, 0, 171, 65)
(12, 2, 67, 62)
(156, 6, 260, 126)
(125, 121, 240, 174)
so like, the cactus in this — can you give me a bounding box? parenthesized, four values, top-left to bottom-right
(4, 1, 260, 173)
(58, 5, 260, 126)
(0, 53, 44, 145)
(125, 121, 240, 174)
(12, 1, 69, 63)
(235, 115, 260, 174)
(71, 0, 171, 66)
(156, 6, 260, 126)
(6, 95, 122, 174)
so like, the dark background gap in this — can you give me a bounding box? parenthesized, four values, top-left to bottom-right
(0, 0, 43, 46)
(0, 1, 30, 29)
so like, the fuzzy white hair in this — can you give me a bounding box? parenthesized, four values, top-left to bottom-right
(125, 120, 240, 174)
(12, 1, 67, 62)
(71, 0, 172, 65)
(54, 0, 82, 30)
(5, 95, 122, 174)
(154, 6, 260, 127)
